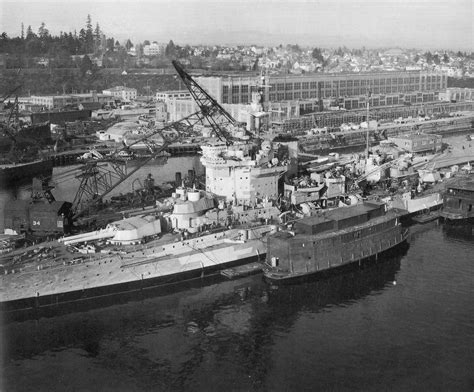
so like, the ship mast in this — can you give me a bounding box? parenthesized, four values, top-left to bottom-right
(366, 89, 371, 161)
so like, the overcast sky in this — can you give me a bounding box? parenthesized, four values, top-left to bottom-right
(1, 0, 472, 50)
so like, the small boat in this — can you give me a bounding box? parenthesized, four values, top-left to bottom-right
(411, 210, 440, 224)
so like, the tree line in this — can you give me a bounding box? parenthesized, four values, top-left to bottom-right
(0, 15, 124, 68)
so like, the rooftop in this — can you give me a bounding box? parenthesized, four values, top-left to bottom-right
(103, 86, 137, 92)
(31, 93, 108, 99)
(391, 133, 441, 141)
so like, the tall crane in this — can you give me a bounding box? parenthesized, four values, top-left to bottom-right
(72, 111, 206, 217)
(72, 61, 248, 217)
(172, 60, 246, 143)
(0, 84, 22, 105)
(0, 96, 22, 161)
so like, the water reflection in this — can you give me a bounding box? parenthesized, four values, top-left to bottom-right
(3, 224, 473, 392)
(3, 249, 406, 361)
(443, 222, 474, 240)
(2, 247, 411, 391)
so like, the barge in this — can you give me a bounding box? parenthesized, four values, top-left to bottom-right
(263, 201, 408, 283)
(440, 174, 474, 222)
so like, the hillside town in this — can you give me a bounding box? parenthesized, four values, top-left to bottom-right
(1, 16, 474, 77)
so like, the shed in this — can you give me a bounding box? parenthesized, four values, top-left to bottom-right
(104, 121, 139, 142)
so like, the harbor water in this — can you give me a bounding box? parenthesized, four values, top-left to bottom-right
(1, 151, 474, 391)
(0, 155, 204, 231)
(1, 221, 473, 391)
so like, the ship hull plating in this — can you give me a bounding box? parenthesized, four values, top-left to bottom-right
(264, 238, 408, 284)
(264, 205, 407, 284)
(0, 159, 53, 187)
(0, 227, 272, 315)
(1, 253, 262, 316)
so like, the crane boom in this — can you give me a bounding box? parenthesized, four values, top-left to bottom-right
(0, 97, 21, 160)
(72, 111, 205, 217)
(72, 61, 247, 218)
(172, 60, 240, 143)
(1, 85, 22, 104)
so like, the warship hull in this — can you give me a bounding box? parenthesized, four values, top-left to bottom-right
(264, 239, 408, 284)
(264, 203, 408, 283)
(0, 226, 272, 314)
(1, 254, 261, 315)
(0, 159, 53, 187)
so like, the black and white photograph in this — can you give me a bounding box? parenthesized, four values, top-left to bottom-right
(0, 0, 473, 390)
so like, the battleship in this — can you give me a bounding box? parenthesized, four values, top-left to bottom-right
(0, 60, 290, 314)
(0, 150, 285, 313)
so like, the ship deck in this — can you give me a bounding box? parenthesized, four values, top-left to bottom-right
(0, 224, 267, 274)
(276, 209, 400, 243)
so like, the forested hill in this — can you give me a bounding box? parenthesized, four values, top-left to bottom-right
(0, 16, 116, 68)
(0, 68, 182, 97)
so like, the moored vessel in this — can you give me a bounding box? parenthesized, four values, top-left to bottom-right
(440, 174, 474, 222)
(0, 186, 281, 313)
(0, 60, 294, 315)
(263, 201, 408, 283)
(0, 158, 53, 187)
(0, 116, 53, 187)
(0, 133, 288, 313)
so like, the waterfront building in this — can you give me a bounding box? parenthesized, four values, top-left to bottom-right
(388, 133, 442, 155)
(166, 98, 198, 122)
(29, 92, 111, 110)
(440, 88, 474, 102)
(195, 71, 446, 106)
(155, 101, 167, 123)
(335, 90, 439, 110)
(155, 90, 192, 101)
(103, 121, 140, 142)
(102, 86, 137, 101)
(164, 70, 447, 126)
(165, 95, 302, 124)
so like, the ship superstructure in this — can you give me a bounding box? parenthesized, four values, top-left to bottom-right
(201, 140, 288, 203)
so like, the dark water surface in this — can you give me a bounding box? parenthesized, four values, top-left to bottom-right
(1, 221, 473, 391)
